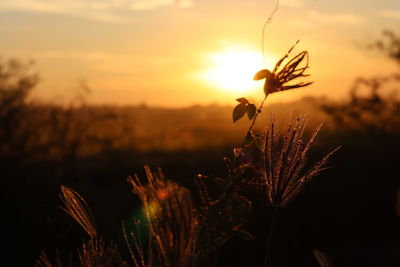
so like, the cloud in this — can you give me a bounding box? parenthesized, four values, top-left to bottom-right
(0, 0, 195, 22)
(288, 19, 314, 29)
(177, 0, 194, 8)
(34, 49, 174, 75)
(308, 10, 363, 25)
(377, 10, 400, 20)
(129, 0, 174, 11)
(130, 0, 194, 10)
(280, 0, 304, 8)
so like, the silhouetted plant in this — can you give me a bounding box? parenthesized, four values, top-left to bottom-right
(233, 41, 312, 135)
(230, 42, 338, 267)
(260, 116, 339, 266)
(194, 157, 255, 257)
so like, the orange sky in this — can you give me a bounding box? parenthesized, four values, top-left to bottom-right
(1, 0, 399, 106)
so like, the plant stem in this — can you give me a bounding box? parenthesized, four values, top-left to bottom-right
(247, 94, 268, 137)
(263, 206, 278, 267)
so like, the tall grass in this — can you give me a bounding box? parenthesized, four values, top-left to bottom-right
(126, 166, 198, 267)
(36, 186, 127, 267)
(261, 116, 339, 266)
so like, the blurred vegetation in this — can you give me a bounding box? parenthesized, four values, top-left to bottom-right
(1, 29, 400, 266)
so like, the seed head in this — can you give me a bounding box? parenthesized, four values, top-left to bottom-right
(263, 115, 339, 207)
(254, 41, 313, 96)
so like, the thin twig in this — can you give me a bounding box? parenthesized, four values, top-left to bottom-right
(247, 94, 269, 136)
(262, 0, 280, 67)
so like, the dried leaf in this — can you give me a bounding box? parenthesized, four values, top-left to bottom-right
(253, 69, 273, 81)
(236, 97, 249, 104)
(233, 103, 247, 123)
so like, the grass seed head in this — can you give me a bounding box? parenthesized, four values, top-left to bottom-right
(263, 115, 339, 207)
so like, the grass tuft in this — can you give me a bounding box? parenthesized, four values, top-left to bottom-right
(127, 166, 199, 267)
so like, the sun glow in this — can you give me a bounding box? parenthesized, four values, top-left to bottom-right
(202, 48, 275, 94)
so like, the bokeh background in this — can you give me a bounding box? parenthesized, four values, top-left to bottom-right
(1, 0, 400, 266)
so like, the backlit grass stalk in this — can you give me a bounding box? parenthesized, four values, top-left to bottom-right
(59, 185, 97, 239)
(262, 116, 340, 267)
(263, 116, 340, 207)
(127, 166, 199, 267)
(36, 186, 126, 267)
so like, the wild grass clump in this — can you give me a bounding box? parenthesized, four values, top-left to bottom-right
(259, 116, 339, 267)
(126, 166, 198, 267)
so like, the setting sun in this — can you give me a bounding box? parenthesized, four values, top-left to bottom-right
(201, 48, 276, 95)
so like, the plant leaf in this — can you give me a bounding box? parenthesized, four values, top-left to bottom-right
(232, 103, 247, 123)
(264, 78, 280, 95)
(236, 97, 249, 104)
(253, 69, 272, 80)
(246, 103, 257, 120)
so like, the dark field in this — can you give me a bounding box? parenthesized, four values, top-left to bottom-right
(2, 76, 400, 266)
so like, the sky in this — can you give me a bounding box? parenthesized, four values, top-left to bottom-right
(1, 0, 400, 106)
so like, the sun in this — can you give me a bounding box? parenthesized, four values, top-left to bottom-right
(201, 47, 275, 95)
